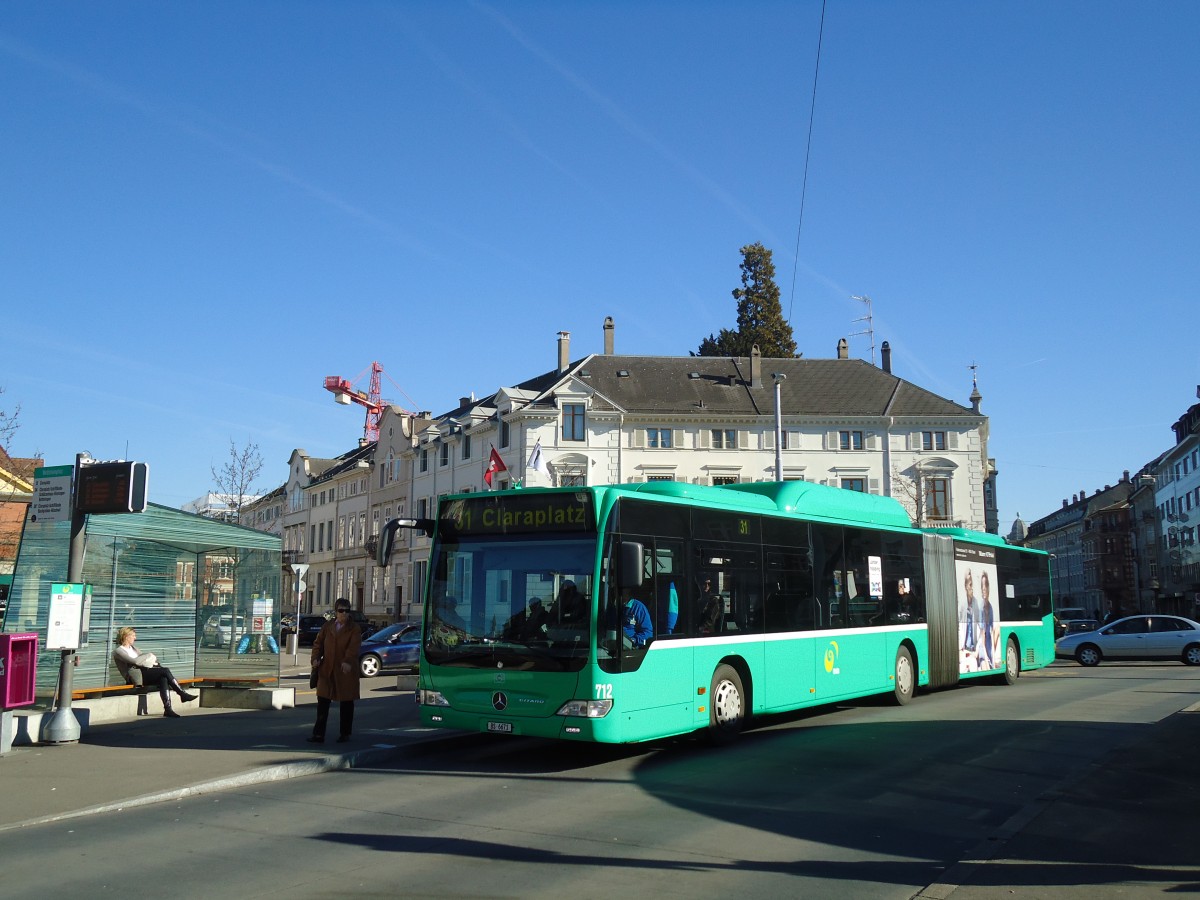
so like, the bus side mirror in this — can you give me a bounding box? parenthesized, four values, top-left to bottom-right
(619, 541, 644, 590)
(376, 517, 435, 567)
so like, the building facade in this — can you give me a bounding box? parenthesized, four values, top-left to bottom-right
(279, 322, 998, 627)
(1150, 400, 1200, 617)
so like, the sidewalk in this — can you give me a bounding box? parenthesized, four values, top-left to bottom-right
(0, 668, 431, 832)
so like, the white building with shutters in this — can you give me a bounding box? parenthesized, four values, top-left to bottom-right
(281, 319, 998, 625)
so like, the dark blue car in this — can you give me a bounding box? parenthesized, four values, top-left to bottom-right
(358, 623, 420, 677)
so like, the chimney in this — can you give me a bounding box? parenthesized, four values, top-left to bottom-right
(750, 344, 762, 388)
(557, 331, 570, 373)
(881, 341, 892, 374)
(837, 338, 848, 359)
(1063, 499, 1069, 508)
(603, 316, 614, 355)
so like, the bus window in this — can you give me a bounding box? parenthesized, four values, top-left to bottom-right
(763, 548, 815, 633)
(652, 541, 685, 637)
(881, 533, 925, 623)
(812, 523, 845, 628)
(694, 544, 763, 635)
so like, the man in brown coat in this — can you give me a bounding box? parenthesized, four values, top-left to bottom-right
(308, 598, 362, 744)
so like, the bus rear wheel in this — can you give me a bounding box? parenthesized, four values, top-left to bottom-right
(1001, 637, 1020, 685)
(708, 664, 746, 743)
(892, 646, 915, 706)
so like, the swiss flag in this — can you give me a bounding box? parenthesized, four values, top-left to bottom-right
(483, 447, 508, 488)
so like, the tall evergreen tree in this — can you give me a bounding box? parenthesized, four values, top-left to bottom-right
(697, 242, 798, 358)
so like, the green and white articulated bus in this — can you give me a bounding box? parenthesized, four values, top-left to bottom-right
(379, 481, 1055, 744)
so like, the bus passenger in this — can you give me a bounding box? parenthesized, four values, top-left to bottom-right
(502, 598, 547, 641)
(554, 581, 587, 626)
(698, 578, 722, 635)
(610, 594, 652, 648)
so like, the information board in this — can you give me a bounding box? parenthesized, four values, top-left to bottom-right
(46, 583, 93, 650)
(31, 465, 74, 524)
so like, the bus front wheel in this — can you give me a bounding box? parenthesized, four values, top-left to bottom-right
(708, 664, 746, 743)
(893, 646, 915, 706)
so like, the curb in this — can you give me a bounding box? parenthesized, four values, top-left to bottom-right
(0, 741, 406, 833)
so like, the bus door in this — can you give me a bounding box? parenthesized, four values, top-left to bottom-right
(760, 545, 817, 711)
(601, 535, 694, 740)
(690, 542, 764, 705)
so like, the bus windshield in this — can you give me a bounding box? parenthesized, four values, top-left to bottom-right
(424, 534, 596, 672)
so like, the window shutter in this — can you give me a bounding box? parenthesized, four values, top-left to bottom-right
(869, 478, 881, 494)
(826, 431, 839, 450)
(632, 429, 646, 448)
(948, 431, 959, 450)
(764, 431, 775, 450)
(698, 429, 711, 449)
(738, 430, 749, 450)
(911, 431, 922, 450)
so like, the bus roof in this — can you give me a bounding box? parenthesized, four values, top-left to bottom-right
(621, 480, 914, 529)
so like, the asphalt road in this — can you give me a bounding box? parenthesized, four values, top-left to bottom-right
(1, 663, 1196, 899)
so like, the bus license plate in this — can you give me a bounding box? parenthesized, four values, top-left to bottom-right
(487, 721, 513, 734)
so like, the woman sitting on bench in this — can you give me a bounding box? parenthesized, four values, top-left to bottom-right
(113, 626, 197, 718)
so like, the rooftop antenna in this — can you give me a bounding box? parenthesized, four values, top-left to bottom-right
(850, 295, 876, 365)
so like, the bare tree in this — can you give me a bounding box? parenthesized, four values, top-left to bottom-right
(210, 438, 264, 526)
(0, 387, 19, 453)
(890, 464, 926, 527)
(1, 386, 42, 488)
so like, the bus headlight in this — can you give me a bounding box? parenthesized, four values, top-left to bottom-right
(419, 690, 449, 707)
(555, 699, 613, 718)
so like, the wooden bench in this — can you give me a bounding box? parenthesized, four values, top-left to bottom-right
(191, 677, 277, 689)
(73, 678, 202, 715)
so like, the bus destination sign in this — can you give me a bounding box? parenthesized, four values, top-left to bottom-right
(442, 492, 594, 536)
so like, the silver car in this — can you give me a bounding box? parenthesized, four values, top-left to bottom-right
(1055, 614, 1200, 667)
(202, 614, 246, 648)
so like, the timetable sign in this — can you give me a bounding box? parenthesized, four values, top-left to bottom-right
(75, 461, 149, 514)
(31, 465, 74, 523)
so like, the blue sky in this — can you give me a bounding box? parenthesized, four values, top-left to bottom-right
(2, 1, 1196, 531)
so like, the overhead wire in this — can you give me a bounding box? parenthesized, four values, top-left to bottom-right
(787, 0, 827, 326)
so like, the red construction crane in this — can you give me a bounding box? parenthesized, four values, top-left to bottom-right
(324, 361, 385, 443)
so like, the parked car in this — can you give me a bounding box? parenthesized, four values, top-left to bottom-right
(295, 610, 378, 646)
(358, 623, 421, 677)
(1054, 606, 1091, 639)
(1055, 614, 1200, 667)
(1062, 618, 1099, 636)
(343, 609, 378, 639)
(202, 614, 246, 648)
(295, 615, 328, 647)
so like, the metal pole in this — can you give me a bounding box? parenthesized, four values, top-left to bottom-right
(43, 454, 89, 744)
(772, 374, 786, 482)
(292, 577, 301, 666)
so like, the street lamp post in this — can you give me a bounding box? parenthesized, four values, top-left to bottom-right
(772, 373, 786, 482)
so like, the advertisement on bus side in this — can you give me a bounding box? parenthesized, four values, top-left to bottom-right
(955, 543, 1001, 675)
